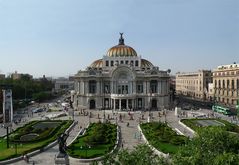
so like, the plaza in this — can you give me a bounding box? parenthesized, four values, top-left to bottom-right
(0, 96, 238, 165)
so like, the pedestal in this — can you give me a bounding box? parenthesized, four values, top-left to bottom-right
(55, 152, 69, 165)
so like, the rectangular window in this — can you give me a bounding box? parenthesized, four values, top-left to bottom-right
(111, 61, 114, 66)
(106, 61, 109, 67)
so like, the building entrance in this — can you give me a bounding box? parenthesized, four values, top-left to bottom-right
(121, 99, 127, 110)
(89, 100, 95, 109)
(152, 99, 157, 109)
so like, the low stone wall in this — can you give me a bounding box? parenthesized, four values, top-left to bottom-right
(173, 128, 184, 135)
(137, 125, 169, 158)
(178, 120, 196, 135)
(0, 120, 76, 165)
(68, 124, 120, 163)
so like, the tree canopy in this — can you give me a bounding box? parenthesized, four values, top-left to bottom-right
(173, 127, 239, 165)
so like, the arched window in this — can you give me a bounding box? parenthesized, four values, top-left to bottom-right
(237, 79, 239, 89)
(135, 60, 139, 67)
(227, 79, 230, 88)
(232, 80, 234, 90)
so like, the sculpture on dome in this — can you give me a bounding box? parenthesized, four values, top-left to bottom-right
(119, 32, 124, 45)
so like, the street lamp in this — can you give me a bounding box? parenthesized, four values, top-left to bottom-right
(14, 143, 17, 155)
(164, 108, 167, 124)
(81, 145, 91, 158)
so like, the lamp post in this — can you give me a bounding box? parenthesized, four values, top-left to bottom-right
(164, 108, 167, 124)
(14, 143, 17, 155)
(81, 145, 91, 158)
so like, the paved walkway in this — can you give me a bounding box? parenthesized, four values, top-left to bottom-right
(116, 111, 144, 151)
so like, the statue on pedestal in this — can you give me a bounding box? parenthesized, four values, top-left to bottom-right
(58, 133, 68, 154)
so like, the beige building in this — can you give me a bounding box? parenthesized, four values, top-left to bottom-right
(208, 83, 214, 100)
(213, 63, 239, 106)
(176, 70, 212, 99)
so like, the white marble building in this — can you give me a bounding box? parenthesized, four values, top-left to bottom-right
(72, 34, 170, 111)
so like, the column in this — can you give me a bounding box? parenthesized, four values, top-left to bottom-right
(97, 81, 100, 94)
(119, 99, 121, 110)
(158, 81, 161, 94)
(126, 99, 129, 110)
(113, 99, 116, 111)
(111, 81, 114, 94)
(83, 81, 85, 94)
(143, 81, 147, 94)
(147, 81, 150, 93)
(133, 81, 136, 94)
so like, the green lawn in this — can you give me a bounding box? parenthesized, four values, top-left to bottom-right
(0, 120, 72, 161)
(67, 123, 117, 159)
(140, 122, 187, 154)
(181, 118, 239, 133)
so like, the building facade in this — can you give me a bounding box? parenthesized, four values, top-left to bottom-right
(213, 63, 239, 106)
(54, 77, 74, 92)
(176, 70, 212, 99)
(72, 34, 170, 111)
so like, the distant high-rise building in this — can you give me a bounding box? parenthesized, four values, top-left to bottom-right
(213, 63, 239, 106)
(72, 34, 170, 110)
(176, 70, 212, 100)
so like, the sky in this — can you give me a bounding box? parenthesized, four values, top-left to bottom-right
(0, 0, 238, 78)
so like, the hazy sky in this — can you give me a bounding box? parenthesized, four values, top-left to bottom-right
(0, 0, 238, 78)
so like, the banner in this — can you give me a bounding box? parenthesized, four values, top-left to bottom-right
(2, 89, 13, 127)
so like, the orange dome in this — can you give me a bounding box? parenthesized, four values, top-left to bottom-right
(141, 59, 153, 67)
(90, 59, 103, 68)
(107, 45, 137, 57)
(107, 33, 137, 57)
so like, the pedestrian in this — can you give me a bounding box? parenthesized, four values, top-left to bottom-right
(121, 142, 124, 148)
(134, 132, 137, 139)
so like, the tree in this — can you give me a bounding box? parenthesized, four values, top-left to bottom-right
(91, 144, 170, 165)
(173, 127, 239, 165)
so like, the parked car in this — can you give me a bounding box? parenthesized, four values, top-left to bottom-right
(32, 108, 44, 113)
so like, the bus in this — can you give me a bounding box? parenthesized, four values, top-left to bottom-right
(212, 105, 231, 115)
